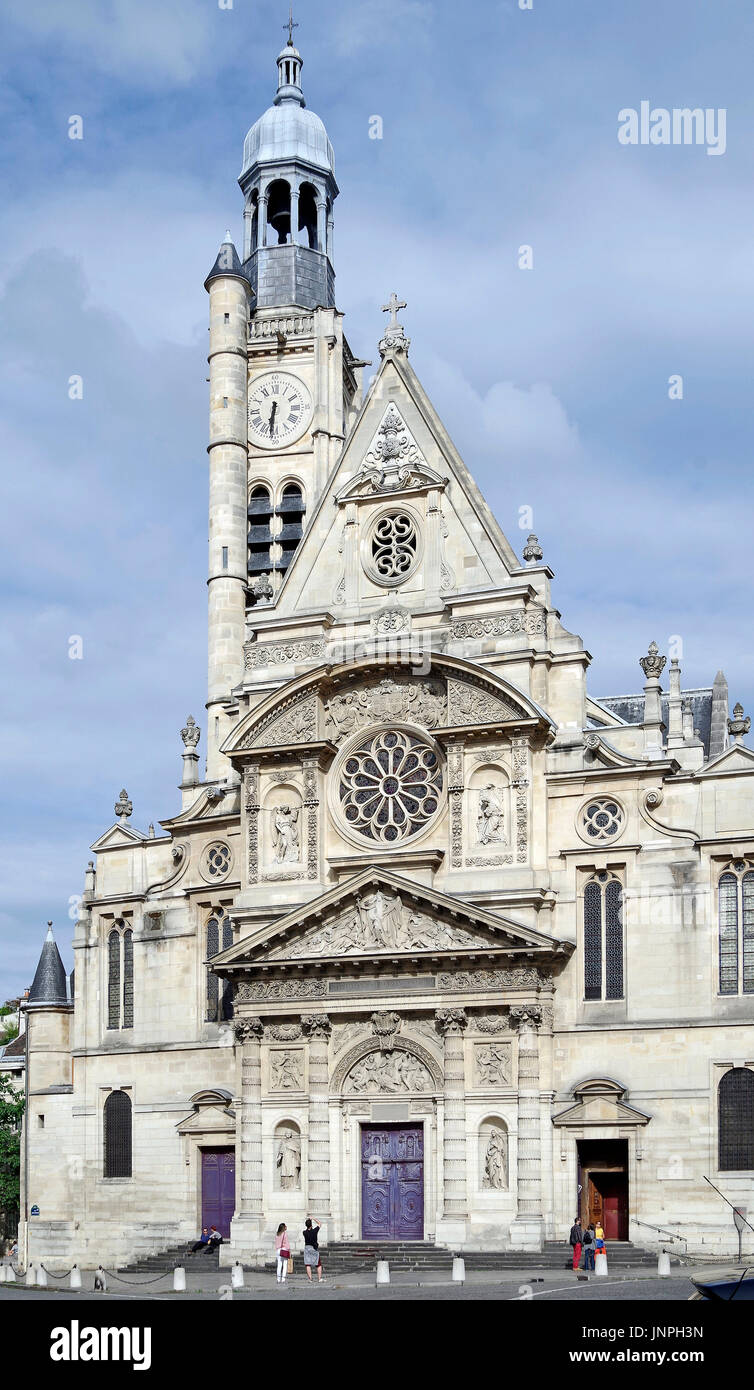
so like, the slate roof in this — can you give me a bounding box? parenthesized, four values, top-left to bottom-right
(1, 1032, 25, 1057)
(595, 688, 715, 758)
(28, 927, 69, 1005)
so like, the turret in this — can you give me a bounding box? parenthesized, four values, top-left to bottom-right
(25, 924, 72, 1091)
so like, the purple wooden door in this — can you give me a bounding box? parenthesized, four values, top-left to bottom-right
(201, 1148, 235, 1238)
(361, 1126, 423, 1240)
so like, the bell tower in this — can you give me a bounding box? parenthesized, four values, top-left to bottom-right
(203, 25, 365, 783)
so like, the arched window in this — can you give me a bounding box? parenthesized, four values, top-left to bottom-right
(266, 179, 291, 245)
(718, 1068, 754, 1171)
(718, 862, 754, 995)
(275, 484, 306, 572)
(103, 1090, 132, 1178)
(298, 183, 318, 249)
(107, 921, 134, 1030)
(206, 910, 233, 1022)
(248, 484, 274, 580)
(584, 872, 624, 1001)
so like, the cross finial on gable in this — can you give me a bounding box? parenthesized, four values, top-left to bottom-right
(381, 292, 407, 329)
(284, 4, 299, 44)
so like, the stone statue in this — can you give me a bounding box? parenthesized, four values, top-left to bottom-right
(276, 1130, 301, 1191)
(477, 783, 505, 845)
(346, 1047, 431, 1094)
(483, 1128, 507, 1189)
(356, 889, 403, 949)
(271, 805, 300, 863)
(270, 1051, 303, 1090)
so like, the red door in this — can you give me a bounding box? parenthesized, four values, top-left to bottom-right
(201, 1148, 235, 1238)
(598, 1175, 628, 1240)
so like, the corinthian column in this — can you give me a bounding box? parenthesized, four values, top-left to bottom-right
(509, 1003, 544, 1251)
(435, 1008, 468, 1244)
(229, 1015, 264, 1259)
(302, 1014, 332, 1223)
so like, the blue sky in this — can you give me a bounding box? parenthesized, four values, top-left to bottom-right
(1, 0, 752, 998)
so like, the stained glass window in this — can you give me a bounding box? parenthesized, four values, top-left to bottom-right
(107, 921, 134, 1030)
(718, 1068, 754, 1171)
(583, 873, 623, 1001)
(103, 1090, 132, 1179)
(718, 864, 754, 996)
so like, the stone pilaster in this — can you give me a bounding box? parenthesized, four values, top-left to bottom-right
(302, 756, 320, 881)
(226, 1015, 264, 1262)
(243, 763, 260, 886)
(302, 1014, 332, 1225)
(435, 1007, 468, 1244)
(447, 741, 465, 870)
(509, 1003, 544, 1251)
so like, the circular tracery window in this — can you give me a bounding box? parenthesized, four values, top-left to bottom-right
(367, 510, 420, 587)
(338, 728, 443, 844)
(581, 798, 624, 842)
(205, 842, 231, 878)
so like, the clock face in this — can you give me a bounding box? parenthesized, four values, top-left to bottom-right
(247, 372, 312, 449)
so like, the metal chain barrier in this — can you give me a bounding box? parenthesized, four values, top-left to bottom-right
(41, 1264, 75, 1279)
(102, 1267, 175, 1286)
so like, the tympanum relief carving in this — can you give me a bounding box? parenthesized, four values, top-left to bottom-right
(258, 888, 495, 961)
(345, 1047, 433, 1095)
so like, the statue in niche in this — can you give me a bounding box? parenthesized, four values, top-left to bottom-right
(347, 1048, 431, 1095)
(272, 804, 300, 863)
(276, 1130, 301, 1190)
(270, 1051, 303, 1090)
(477, 784, 505, 845)
(483, 1128, 508, 1190)
(475, 1043, 511, 1087)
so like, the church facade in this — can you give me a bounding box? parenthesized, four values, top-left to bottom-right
(21, 36, 754, 1269)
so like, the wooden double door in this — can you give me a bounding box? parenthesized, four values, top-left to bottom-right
(201, 1148, 235, 1238)
(577, 1139, 629, 1241)
(361, 1125, 424, 1240)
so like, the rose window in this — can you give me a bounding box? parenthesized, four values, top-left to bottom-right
(205, 842, 231, 877)
(582, 798, 624, 842)
(370, 512, 418, 584)
(338, 729, 443, 843)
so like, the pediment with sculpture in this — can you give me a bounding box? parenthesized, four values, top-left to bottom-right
(223, 654, 547, 756)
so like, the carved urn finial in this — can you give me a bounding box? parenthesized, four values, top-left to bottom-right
(639, 640, 666, 681)
(114, 789, 132, 822)
(181, 715, 200, 749)
(522, 533, 543, 565)
(728, 702, 751, 743)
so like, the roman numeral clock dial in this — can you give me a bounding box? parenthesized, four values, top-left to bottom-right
(247, 371, 312, 449)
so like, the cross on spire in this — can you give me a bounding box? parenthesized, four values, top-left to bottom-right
(284, 4, 299, 44)
(381, 292, 407, 329)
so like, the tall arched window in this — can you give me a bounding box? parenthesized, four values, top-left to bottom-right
(107, 921, 134, 1030)
(103, 1090, 132, 1178)
(275, 484, 306, 572)
(248, 484, 274, 579)
(583, 872, 624, 1001)
(718, 862, 754, 995)
(718, 1068, 754, 1171)
(206, 910, 233, 1022)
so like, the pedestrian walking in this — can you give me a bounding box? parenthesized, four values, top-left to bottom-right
(275, 1223, 291, 1284)
(303, 1217, 324, 1283)
(569, 1216, 584, 1271)
(582, 1223, 595, 1271)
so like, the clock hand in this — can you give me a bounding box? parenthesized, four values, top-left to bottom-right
(268, 400, 278, 435)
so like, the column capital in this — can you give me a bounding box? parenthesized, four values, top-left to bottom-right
(510, 1003, 542, 1033)
(302, 1012, 331, 1040)
(234, 1016, 263, 1043)
(435, 1007, 467, 1037)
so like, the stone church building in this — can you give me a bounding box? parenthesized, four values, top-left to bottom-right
(20, 35, 754, 1268)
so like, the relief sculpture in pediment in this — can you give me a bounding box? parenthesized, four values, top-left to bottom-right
(261, 888, 485, 960)
(323, 676, 447, 740)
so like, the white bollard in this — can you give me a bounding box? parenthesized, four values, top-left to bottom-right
(657, 1250, 671, 1278)
(0, 1264, 7, 1283)
(37, 1266, 48, 1288)
(376, 1260, 390, 1285)
(595, 1251, 608, 1277)
(70, 1265, 82, 1289)
(26, 1264, 36, 1286)
(231, 1261, 244, 1289)
(452, 1256, 465, 1284)
(173, 1265, 186, 1291)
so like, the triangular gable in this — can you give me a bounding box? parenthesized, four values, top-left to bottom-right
(271, 350, 523, 616)
(90, 823, 148, 852)
(697, 743, 754, 777)
(213, 867, 570, 968)
(552, 1078, 650, 1129)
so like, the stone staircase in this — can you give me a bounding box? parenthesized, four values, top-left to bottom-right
(117, 1236, 670, 1277)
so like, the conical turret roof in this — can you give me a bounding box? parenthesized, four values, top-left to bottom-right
(28, 924, 69, 1005)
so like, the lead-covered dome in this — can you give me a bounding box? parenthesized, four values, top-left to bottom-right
(240, 43, 335, 178)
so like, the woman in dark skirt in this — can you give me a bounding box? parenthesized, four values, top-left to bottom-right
(303, 1217, 324, 1283)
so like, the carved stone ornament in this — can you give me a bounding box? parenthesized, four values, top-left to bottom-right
(180, 715, 200, 748)
(235, 978, 326, 1002)
(482, 1127, 508, 1189)
(301, 1013, 332, 1040)
(378, 294, 411, 358)
(522, 533, 543, 565)
(639, 640, 666, 681)
(451, 611, 545, 640)
(244, 640, 325, 671)
(345, 1046, 432, 1095)
(259, 891, 495, 961)
(474, 1041, 512, 1087)
(509, 1003, 543, 1032)
(267, 1023, 302, 1041)
(233, 1016, 263, 1043)
(728, 703, 751, 740)
(240, 695, 318, 751)
(115, 788, 132, 822)
(437, 967, 542, 992)
(371, 1010, 401, 1051)
(271, 804, 300, 863)
(371, 603, 411, 637)
(359, 402, 426, 492)
(435, 1007, 468, 1037)
(269, 1050, 304, 1090)
(474, 1013, 507, 1035)
(447, 679, 525, 726)
(324, 675, 447, 740)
